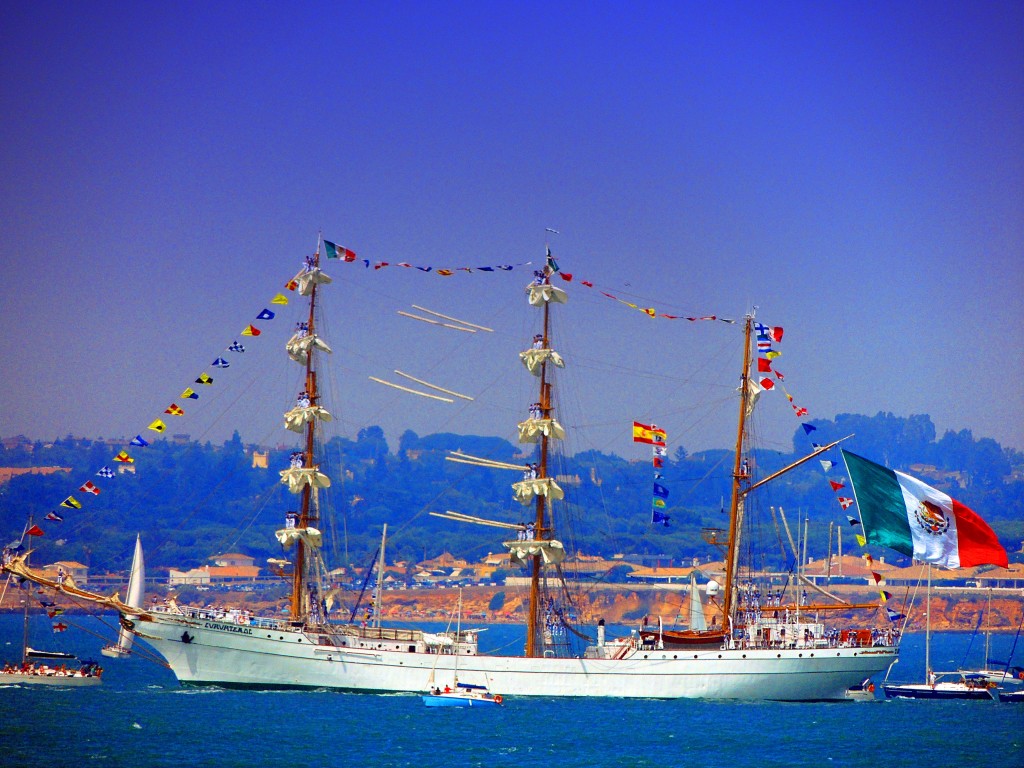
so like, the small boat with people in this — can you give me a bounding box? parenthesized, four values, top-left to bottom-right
(423, 682, 503, 708)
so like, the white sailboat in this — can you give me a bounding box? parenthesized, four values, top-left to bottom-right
(423, 589, 502, 707)
(3, 243, 900, 699)
(956, 589, 1024, 690)
(101, 535, 146, 659)
(882, 566, 998, 700)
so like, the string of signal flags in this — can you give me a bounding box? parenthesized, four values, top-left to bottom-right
(323, 240, 737, 324)
(13, 261, 327, 550)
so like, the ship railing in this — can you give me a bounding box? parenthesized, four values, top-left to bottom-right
(332, 624, 426, 643)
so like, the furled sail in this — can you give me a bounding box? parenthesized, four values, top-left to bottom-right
(286, 334, 333, 365)
(519, 348, 565, 376)
(279, 466, 331, 494)
(517, 418, 566, 444)
(688, 572, 707, 631)
(504, 539, 566, 568)
(295, 267, 332, 296)
(283, 405, 333, 433)
(511, 477, 564, 505)
(527, 283, 568, 307)
(275, 526, 323, 550)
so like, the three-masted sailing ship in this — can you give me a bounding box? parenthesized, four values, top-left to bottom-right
(2, 245, 899, 699)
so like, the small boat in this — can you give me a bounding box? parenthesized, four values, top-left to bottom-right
(881, 565, 996, 701)
(883, 673, 998, 701)
(422, 589, 503, 708)
(0, 521, 103, 687)
(998, 688, 1024, 703)
(845, 678, 876, 701)
(423, 682, 503, 708)
(25, 648, 77, 661)
(955, 590, 1024, 691)
(639, 574, 727, 650)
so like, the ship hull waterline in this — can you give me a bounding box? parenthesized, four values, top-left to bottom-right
(136, 615, 897, 701)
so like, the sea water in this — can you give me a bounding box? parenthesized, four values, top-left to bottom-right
(0, 613, 1021, 768)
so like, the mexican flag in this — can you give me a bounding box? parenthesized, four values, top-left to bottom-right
(842, 450, 1007, 569)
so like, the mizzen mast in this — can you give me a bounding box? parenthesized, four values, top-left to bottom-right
(721, 313, 755, 632)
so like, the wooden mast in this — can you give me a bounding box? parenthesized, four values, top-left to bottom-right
(290, 248, 320, 623)
(525, 293, 551, 657)
(721, 313, 754, 632)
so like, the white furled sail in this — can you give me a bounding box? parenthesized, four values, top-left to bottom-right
(688, 572, 707, 631)
(283, 405, 333, 433)
(511, 477, 564, 505)
(519, 348, 565, 376)
(527, 284, 568, 306)
(504, 539, 566, 568)
(286, 334, 333, 365)
(275, 526, 323, 550)
(517, 418, 566, 444)
(279, 466, 331, 493)
(295, 267, 332, 296)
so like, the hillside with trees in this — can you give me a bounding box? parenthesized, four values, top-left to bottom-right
(1, 412, 1021, 575)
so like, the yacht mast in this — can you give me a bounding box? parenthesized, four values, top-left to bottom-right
(373, 524, 387, 628)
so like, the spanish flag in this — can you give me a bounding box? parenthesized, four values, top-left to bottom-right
(632, 421, 667, 445)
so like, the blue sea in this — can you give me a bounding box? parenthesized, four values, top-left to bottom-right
(1, 613, 1021, 768)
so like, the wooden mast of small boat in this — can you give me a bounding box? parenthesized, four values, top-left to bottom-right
(924, 563, 932, 683)
(525, 291, 552, 658)
(22, 524, 31, 666)
(722, 314, 754, 632)
(290, 247, 320, 623)
(373, 524, 387, 628)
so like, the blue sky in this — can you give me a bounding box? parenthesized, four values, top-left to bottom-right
(1, 1, 1021, 459)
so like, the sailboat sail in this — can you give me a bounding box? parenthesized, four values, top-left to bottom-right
(102, 535, 145, 658)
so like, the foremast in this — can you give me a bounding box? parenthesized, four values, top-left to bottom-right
(279, 246, 334, 624)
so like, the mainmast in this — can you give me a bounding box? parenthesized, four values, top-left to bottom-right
(280, 245, 334, 625)
(526, 297, 552, 657)
(515, 254, 569, 657)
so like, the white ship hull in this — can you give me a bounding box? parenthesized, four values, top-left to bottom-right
(136, 612, 897, 700)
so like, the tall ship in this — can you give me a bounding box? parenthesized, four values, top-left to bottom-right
(3, 242, 901, 699)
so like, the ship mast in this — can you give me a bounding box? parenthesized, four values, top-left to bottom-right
(721, 314, 754, 631)
(526, 295, 552, 657)
(280, 246, 331, 626)
(290, 248, 322, 623)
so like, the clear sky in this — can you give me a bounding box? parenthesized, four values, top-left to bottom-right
(1, 1, 1021, 459)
